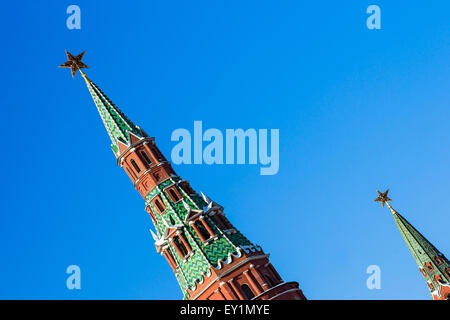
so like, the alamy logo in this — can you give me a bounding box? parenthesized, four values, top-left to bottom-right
(66, 5, 81, 30)
(171, 121, 279, 175)
(366, 265, 381, 290)
(366, 5, 381, 30)
(66, 265, 81, 290)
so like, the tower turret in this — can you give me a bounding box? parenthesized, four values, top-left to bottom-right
(374, 189, 450, 300)
(59, 50, 306, 300)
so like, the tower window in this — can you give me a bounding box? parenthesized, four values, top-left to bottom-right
(130, 159, 141, 173)
(154, 198, 165, 213)
(201, 218, 214, 237)
(425, 262, 434, 272)
(240, 284, 255, 300)
(195, 220, 210, 241)
(141, 151, 152, 165)
(434, 256, 443, 266)
(146, 206, 156, 223)
(169, 189, 180, 202)
(174, 236, 189, 258)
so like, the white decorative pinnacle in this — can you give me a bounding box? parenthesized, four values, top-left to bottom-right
(201, 191, 213, 205)
(201, 191, 222, 213)
(150, 229, 159, 241)
(182, 200, 191, 213)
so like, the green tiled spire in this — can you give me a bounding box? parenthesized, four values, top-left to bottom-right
(83, 75, 144, 153)
(375, 190, 450, 299)
(391, 207, 449, 297)
(59, 50, 144, 154)
(83, 74, 144, 153)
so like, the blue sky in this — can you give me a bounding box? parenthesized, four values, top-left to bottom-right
(0, 1, 449, 299)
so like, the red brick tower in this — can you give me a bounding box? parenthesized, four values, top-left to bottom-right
(59, 50, 306, 300)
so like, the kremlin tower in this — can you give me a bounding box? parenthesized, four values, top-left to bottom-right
(59, 50, 306, 300)
(375, 190, 450, 300)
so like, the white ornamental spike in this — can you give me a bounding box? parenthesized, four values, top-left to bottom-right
(150, 229, 159, 241)
(201, 191, 212, 205)
(182, 200, 191, 213)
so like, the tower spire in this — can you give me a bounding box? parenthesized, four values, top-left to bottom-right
(59, 50, 145, 155)
(374, 189, 450, 300)
(60, 50, 306, 301)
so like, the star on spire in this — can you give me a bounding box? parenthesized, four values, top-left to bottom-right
(58, 50, 89, 78)
(374, 189, 392, 208)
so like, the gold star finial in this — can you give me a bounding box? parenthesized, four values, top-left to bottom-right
(374, 189, 392, 208)
(58, 50, 89, 78)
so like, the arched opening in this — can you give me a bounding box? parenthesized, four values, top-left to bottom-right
(169, 189, 180, 202)
(195, 221, 210, 241)
(241, 284, 255, 300)
(174, 236, 189, 258)
(154, 199, 165, 213)
(141, 151, 152, 165)
(434, 256, 443, 266)
(130, 159, 141, 173)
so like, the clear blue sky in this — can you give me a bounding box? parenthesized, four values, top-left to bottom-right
(0, 1, 449, 299)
